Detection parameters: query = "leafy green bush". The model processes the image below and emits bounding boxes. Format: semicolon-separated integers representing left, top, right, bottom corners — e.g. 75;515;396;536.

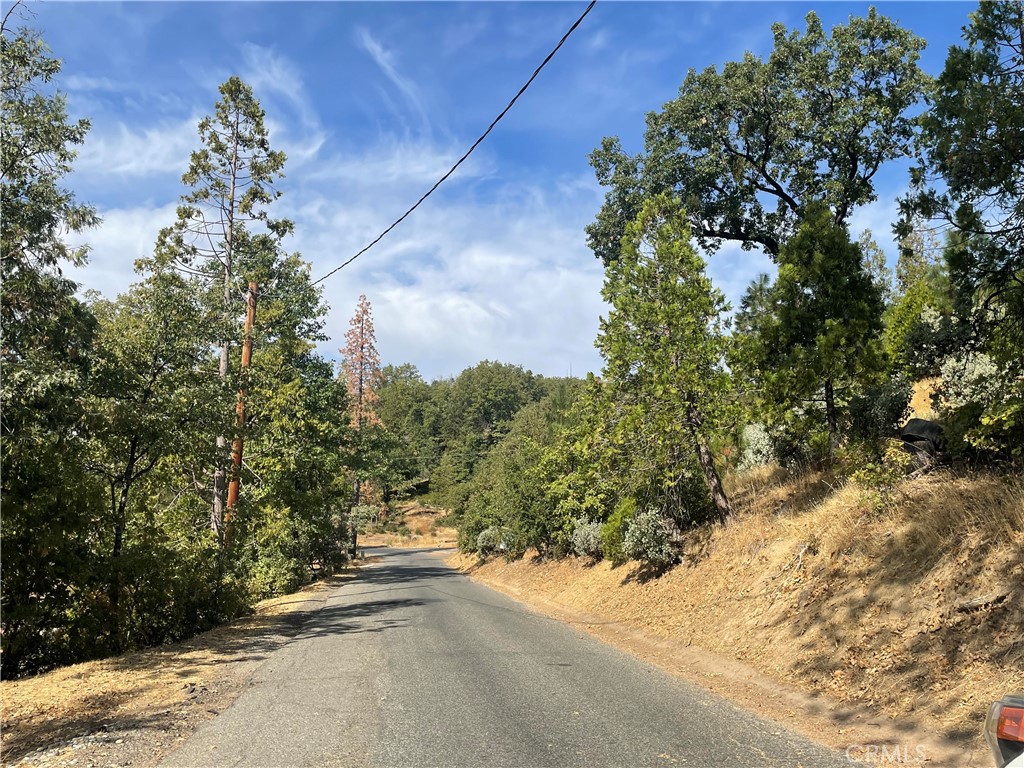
623;509;676;568
570;518;603;559
938;352;1022;457
601;497;636;565
847;376;912;444
737;423;775;471
851;439;915;511
476;526;502;556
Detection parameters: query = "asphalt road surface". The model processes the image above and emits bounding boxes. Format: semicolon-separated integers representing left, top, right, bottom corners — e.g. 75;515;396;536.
161;547;851;768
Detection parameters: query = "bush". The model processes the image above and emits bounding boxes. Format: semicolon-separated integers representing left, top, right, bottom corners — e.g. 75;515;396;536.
622;509;676;568
570;518;603;559
937;352;1022;456
601;497;636;565
847;376;912;444
476;526;502;556
737;424;774;471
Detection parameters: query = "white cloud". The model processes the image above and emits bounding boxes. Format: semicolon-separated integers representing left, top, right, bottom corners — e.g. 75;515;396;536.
77;117;199;176
241;43;320;131
67;202;179;297
64;74;122;92
356;27;431;137
278;171;607;380
307;137;492;186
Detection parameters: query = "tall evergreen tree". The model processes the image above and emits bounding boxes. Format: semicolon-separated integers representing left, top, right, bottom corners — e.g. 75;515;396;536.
341;294;382;434
153;77;291;541
597;194;733;524
733;204;885;450
339;294;384;531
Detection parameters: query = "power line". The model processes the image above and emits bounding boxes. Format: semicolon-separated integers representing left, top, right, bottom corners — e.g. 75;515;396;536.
310;0;598;288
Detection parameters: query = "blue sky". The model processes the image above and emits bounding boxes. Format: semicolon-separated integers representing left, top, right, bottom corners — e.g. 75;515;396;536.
28;1;973;380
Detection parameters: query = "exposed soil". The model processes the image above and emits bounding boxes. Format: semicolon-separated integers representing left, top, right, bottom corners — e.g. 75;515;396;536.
450;468;1024;768
1;574;353;768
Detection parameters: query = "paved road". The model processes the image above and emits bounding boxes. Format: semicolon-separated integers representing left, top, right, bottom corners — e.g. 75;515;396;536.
161;548;850;768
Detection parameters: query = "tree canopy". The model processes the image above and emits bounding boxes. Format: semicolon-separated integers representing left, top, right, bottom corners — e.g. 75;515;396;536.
587;9;928;265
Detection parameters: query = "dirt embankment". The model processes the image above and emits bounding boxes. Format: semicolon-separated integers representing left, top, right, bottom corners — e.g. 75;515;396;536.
451;468;1024;767
360;502;458;549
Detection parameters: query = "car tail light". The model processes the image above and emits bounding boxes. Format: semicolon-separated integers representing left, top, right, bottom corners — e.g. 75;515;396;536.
987;695;1024;767
998;706;1024;743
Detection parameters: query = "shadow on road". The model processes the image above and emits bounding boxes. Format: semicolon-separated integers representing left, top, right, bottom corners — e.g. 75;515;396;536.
297;598;435;639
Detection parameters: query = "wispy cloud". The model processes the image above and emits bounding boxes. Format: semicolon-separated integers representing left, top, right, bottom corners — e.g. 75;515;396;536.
64;74;123;92
307;137;493;186
77;117;199;176
67;202;180;295
356;27;431;137
241;42;320;130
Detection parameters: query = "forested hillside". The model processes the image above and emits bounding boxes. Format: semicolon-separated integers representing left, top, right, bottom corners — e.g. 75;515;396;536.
417;4;1023;568
3;0;1021;686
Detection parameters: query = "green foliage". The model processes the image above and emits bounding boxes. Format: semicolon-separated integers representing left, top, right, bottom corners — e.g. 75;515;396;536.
732;204;885;449
588;9;927;265
622;509;676;568
1;14;104;676
1;28;356;675
596;193;734;522
938;352;1023;457
737;424;775;472
850;440;916;512
902;1;1024;358
601;497;636;566
847;377;913;446
569;518;603;559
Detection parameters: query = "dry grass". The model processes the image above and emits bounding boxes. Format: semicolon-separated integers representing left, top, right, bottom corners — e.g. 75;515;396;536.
910;377;941;419
454;467;1024;760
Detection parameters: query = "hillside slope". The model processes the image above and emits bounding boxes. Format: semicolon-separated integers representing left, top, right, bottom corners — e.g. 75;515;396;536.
452;468;1023;762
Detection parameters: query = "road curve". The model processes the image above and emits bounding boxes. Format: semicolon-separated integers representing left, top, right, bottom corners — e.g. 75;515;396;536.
160;547;850;768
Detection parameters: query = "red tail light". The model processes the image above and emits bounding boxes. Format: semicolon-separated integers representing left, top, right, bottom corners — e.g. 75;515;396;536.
998;706;1024;743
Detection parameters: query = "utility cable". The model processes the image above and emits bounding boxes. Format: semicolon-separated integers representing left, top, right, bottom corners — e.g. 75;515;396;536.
309;0;598;287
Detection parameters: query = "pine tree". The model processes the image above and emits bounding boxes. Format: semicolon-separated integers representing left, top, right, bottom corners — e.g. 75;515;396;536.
341;294;382;433
153;77;291;540
597;193;733;525
340;294;382;514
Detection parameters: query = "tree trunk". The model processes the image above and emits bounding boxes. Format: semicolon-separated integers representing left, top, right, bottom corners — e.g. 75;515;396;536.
824;376;838;454
687;404;731;524
349;477;361;558
109;438;138;654
212;119;240;542
696;439;731;524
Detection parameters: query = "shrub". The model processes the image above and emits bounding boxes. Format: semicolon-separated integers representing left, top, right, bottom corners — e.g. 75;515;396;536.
848;376;912;444
851;439;916;511
737;424;775;471
601;497;636;565
938;352;1021;456
570;518;603;559
476;526;502;556
622;509;676;568
939;352;1006;412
